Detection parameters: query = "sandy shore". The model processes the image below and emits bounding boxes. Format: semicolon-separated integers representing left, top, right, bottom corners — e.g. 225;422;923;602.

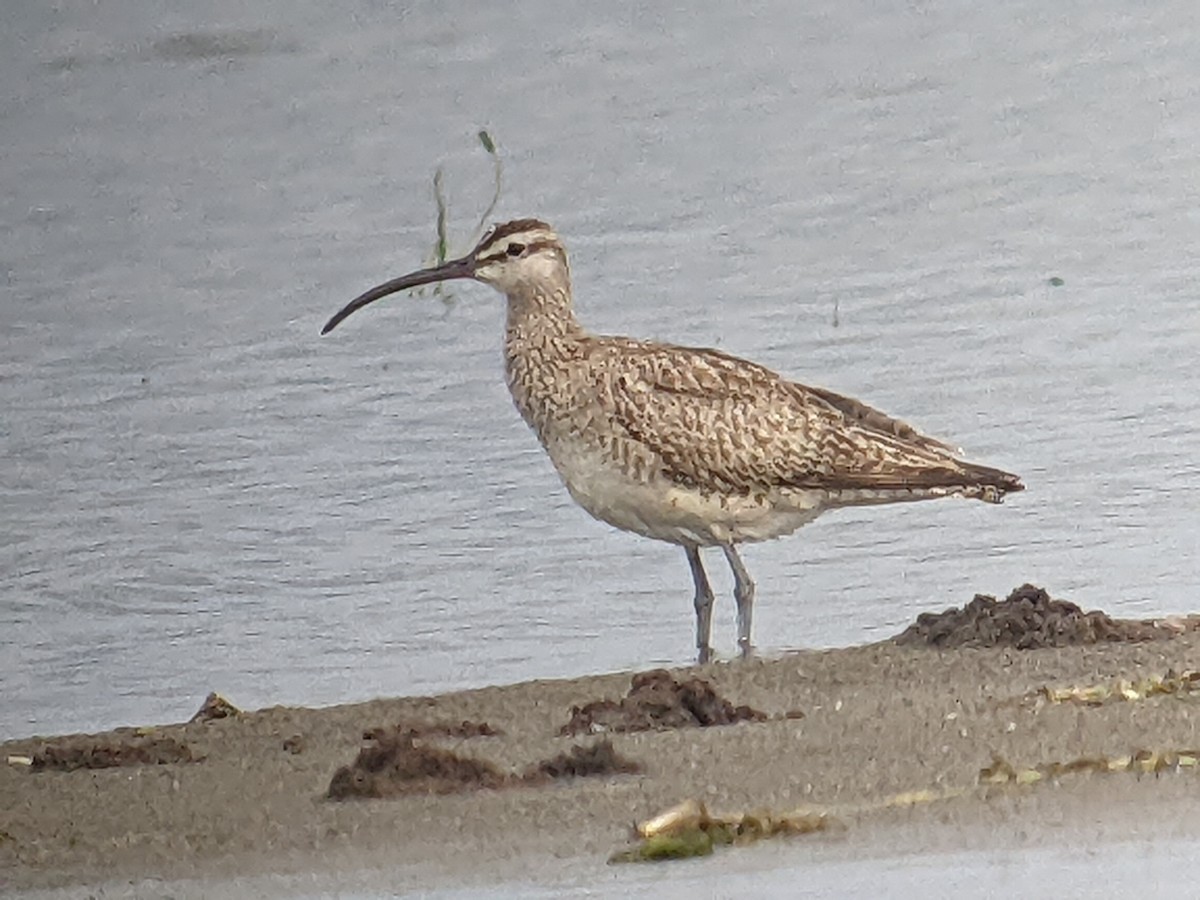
6;591;1200;895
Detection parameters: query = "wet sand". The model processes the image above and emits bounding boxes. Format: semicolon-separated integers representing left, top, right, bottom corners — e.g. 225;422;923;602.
5;588;1200;895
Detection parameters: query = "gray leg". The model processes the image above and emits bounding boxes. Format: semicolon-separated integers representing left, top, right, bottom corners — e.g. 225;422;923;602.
721;544;756;658
685;545;715;664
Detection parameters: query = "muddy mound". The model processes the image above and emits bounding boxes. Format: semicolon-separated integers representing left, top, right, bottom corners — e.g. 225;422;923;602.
327;728;506;799
894;584;1168;650
25;732;197;772
561;669;767;736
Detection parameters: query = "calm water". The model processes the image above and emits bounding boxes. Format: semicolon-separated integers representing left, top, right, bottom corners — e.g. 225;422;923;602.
4;0;1200;741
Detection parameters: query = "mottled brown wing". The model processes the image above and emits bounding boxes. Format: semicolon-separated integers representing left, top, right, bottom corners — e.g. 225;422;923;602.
602;342;1010;495
805;385;961;456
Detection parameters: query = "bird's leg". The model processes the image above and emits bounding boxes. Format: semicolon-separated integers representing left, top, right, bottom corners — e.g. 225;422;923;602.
684;545;715;664
721;544;756;658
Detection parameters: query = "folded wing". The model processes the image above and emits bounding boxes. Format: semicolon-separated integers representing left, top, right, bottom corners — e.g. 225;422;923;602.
599;342;1023;501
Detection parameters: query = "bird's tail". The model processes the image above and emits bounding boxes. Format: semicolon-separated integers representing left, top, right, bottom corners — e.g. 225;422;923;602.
955;461;1025;504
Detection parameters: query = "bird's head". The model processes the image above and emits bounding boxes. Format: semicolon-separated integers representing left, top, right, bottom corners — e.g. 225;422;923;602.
321;218;569;334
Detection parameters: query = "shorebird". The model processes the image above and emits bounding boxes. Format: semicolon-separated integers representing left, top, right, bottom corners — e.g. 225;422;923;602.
322;219;1023;662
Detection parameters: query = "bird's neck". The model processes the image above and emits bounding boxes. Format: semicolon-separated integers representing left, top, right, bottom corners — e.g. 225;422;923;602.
503;281;584;343
503;282;587;437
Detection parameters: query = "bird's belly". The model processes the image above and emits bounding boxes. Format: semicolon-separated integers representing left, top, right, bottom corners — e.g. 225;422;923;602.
548;446;822;546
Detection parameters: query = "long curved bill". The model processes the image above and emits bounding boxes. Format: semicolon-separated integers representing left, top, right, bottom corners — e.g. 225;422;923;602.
320;255;476;335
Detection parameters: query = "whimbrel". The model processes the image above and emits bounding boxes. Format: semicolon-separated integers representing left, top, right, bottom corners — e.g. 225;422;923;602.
322;219;1023;662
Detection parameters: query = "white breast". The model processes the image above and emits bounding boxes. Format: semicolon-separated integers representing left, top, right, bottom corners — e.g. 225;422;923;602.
542;437;824;546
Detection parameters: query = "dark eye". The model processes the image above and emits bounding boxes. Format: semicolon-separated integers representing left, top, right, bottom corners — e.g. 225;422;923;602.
506;242;525;257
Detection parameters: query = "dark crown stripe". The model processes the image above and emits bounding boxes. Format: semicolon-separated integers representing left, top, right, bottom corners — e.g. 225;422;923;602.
475;218;555;255
486;218;552;243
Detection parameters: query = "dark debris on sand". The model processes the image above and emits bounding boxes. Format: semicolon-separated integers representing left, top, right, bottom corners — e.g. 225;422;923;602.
327;728;507;799
28;733;198;772
894;584;1170;650
396;719;502;739
561;669;768;736
189;692;242;723
524;739;641;782
327;727;640;800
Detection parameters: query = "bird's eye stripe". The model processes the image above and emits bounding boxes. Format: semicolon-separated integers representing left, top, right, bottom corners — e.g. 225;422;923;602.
476;239;559;264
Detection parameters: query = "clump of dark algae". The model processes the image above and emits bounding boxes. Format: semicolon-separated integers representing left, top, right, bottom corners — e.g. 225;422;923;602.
327;726;641;800
523;738;641;783
25;732;198;772
561;669;768;736
396;719;502;739
327;727;508;799
894;583;1172;650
